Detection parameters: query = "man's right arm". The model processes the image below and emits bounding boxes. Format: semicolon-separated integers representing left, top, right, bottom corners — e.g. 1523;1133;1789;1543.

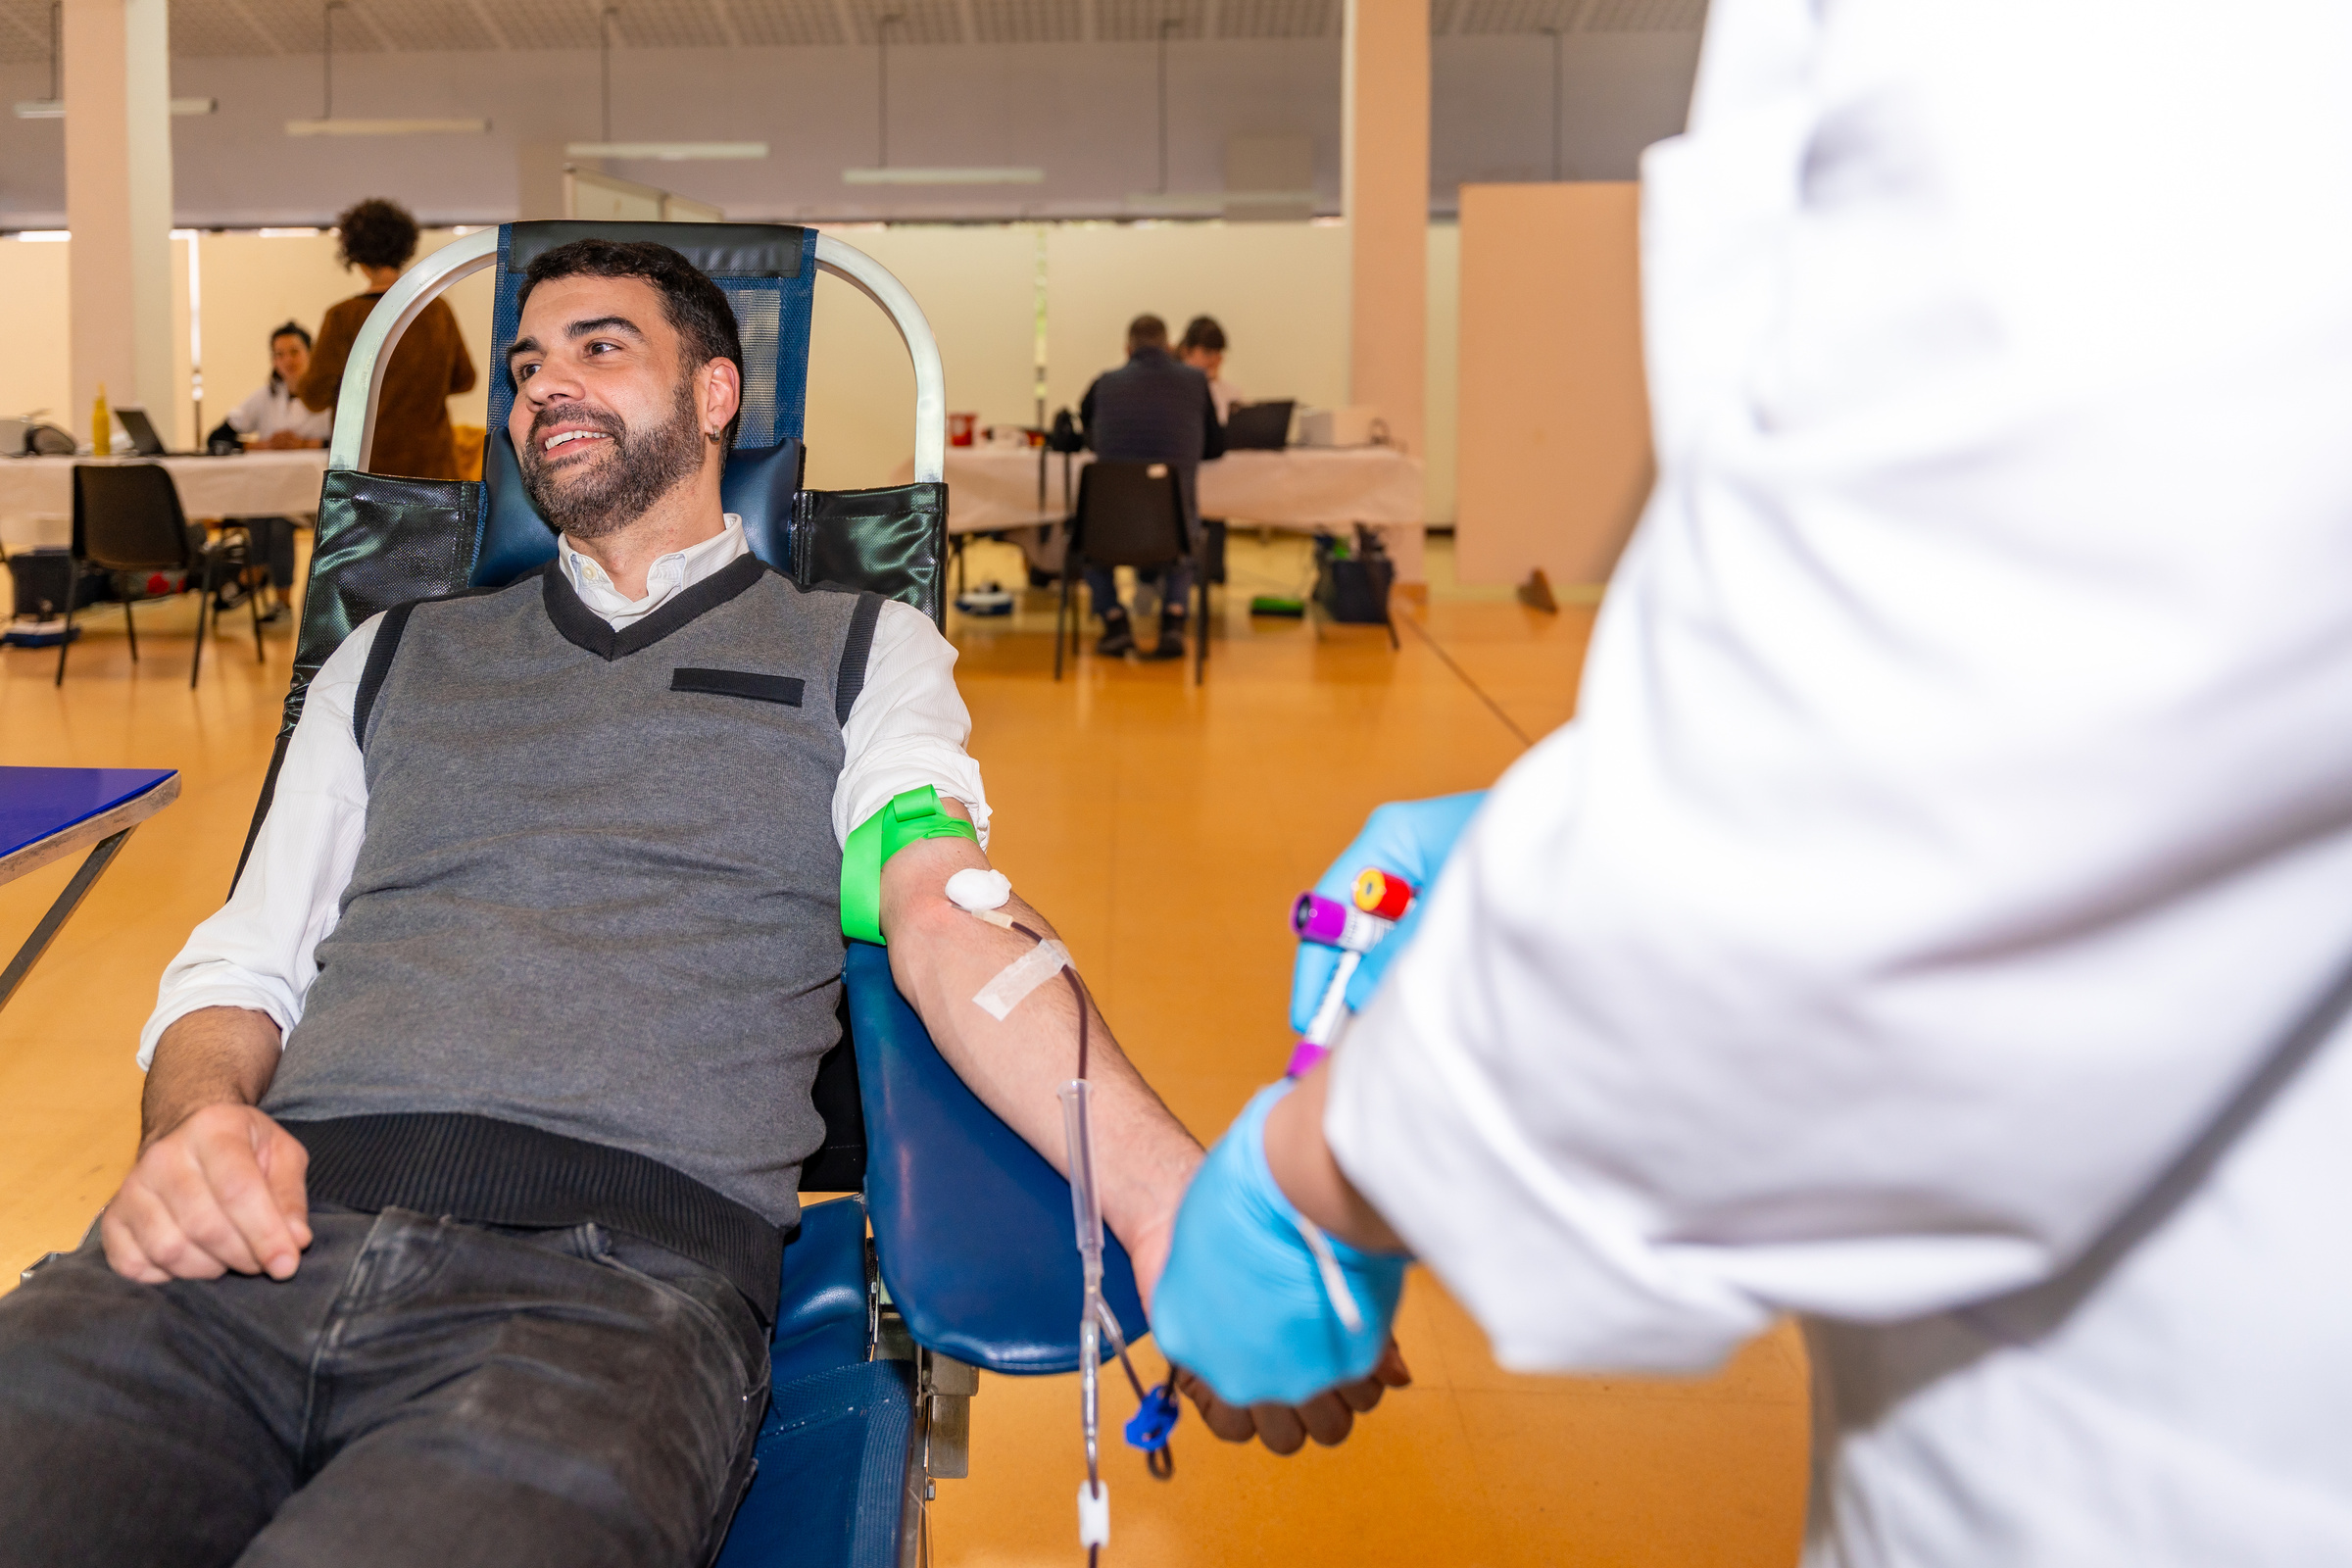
103;1007;311;1283
110;615;384;1282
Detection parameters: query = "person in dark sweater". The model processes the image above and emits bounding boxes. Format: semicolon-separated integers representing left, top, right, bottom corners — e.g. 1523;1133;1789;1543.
1077;314;1224;661
301;198;478;481
0;242;1403;1566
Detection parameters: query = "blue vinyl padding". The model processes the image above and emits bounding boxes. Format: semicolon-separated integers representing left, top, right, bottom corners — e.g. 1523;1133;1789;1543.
769;1196;873;1388
0;766;174;860
714;1359;914;1568
843;941;1151;1374
469;428;806;588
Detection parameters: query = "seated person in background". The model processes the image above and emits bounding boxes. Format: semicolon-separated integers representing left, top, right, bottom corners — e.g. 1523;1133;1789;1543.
219;320;332;620
1178;315;1243;423
0;240;1400;1568
301;197;478;482
1078;314;1224;662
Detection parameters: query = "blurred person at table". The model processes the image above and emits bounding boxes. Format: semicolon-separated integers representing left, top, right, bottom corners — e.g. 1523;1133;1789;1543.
218;322;332;621
1077;314;1223;662
1179;315;1243;423
300;198;478;482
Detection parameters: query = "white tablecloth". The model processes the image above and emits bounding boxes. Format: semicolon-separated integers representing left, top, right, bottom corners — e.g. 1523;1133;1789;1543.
904;447;1428;534
0;452;333;550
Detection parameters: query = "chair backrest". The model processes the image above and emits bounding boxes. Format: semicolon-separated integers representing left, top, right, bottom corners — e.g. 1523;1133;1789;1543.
73;465;192;572
1071;461;1189;568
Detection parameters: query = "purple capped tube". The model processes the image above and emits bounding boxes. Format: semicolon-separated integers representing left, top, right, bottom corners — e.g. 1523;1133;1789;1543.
1291;891;1396;954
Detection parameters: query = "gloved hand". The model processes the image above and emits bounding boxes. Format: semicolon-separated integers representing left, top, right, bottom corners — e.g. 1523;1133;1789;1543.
1290;792;1487;1033
1151;1082;1409;1408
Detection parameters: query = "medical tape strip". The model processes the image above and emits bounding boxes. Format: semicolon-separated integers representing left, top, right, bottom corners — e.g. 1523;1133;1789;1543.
975;938;1073;1021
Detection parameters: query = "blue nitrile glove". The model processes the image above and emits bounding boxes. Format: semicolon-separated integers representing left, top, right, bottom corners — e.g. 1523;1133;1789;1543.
1289;792;1488;1034
1151;1082;1408;1408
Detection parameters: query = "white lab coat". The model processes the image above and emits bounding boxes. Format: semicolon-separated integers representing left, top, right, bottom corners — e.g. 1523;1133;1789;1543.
1327;2;2352;1562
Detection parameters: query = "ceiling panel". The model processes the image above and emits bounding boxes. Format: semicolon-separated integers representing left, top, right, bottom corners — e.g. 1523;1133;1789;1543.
1095;0;1202;42
0;0;49;67
842;0;960;44
361;0;501;51
1580;0;1702;30
170;0;283;57
969;0;1080;41
482;0;603;47
727;0;842;43
606;0;731;47
1456;0;1580;35
1213;0;1332;38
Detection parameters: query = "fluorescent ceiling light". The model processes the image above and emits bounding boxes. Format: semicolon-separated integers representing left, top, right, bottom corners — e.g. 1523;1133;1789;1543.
843;167;1044;186
565;141;767;162
285;117;489;136
10;229;69;241
16;97;216;120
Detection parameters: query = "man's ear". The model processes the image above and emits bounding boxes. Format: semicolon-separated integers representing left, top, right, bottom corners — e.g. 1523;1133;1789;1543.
701;358;743;443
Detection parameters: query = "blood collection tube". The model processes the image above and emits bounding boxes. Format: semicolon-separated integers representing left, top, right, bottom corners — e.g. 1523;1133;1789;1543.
1291;891;1395;953
1352;867;1415;921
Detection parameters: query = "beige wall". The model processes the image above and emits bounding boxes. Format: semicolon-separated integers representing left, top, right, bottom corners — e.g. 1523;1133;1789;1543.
1455;182;1651;588
4;220;1468;519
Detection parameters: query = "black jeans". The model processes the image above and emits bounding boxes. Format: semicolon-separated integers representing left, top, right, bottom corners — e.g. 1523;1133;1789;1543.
0;1204;769;1567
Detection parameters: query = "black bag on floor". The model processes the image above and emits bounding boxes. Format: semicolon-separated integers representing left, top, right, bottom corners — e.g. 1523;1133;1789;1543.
1313;527;1394;624
7;548;109;618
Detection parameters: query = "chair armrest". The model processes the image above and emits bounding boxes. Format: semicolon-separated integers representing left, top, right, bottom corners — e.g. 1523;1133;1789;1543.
843;942;1149;1375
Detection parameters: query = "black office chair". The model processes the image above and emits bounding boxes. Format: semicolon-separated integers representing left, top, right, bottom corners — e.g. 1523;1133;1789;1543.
1054;460;1207;684
56;464;261;689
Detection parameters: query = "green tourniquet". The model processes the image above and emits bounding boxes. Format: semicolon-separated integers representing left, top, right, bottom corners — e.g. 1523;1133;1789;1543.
841;784;981;944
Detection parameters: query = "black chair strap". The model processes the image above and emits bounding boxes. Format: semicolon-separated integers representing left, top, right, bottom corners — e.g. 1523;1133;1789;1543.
835;591;884;725
353;600;424;750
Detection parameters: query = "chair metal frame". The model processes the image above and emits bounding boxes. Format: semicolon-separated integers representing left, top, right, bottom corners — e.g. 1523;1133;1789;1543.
54;465;264;690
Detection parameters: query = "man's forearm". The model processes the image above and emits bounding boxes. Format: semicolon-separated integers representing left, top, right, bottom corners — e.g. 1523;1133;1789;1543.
879;834;1202;1293
141;1006;283;1150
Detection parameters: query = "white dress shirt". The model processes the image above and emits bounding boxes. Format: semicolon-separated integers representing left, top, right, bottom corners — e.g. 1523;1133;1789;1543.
142;517;987;1066
222;379;333;444
1330;1;2352;1563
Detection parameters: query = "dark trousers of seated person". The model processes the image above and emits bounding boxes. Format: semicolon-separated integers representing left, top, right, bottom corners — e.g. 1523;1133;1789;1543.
1085;562;1193;626
0;1203;769;1568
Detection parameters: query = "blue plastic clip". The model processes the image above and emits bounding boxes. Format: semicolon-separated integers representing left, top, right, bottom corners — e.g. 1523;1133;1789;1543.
1125;1384;1180;1452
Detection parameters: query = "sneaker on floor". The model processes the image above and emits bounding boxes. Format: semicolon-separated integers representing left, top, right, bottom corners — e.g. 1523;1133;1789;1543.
1139;631;1186;662
1096;623;1137;657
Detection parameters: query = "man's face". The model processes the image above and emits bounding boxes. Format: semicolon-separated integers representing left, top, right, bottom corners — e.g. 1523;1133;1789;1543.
506;273;723;539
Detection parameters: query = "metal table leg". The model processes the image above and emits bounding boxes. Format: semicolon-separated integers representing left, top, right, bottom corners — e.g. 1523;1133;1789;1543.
0;827;136;1011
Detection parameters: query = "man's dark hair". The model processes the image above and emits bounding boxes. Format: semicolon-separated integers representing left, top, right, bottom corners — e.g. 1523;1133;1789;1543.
1126;314;1169;356
334;198;420;272
516;238;747;450
1179;316;1225;355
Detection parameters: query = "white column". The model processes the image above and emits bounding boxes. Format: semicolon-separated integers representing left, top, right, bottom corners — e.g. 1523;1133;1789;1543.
1343;0;1429;584
65;0;175;443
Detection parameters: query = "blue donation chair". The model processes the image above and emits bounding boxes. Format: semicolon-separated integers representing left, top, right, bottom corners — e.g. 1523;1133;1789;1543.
235;222;1151;1567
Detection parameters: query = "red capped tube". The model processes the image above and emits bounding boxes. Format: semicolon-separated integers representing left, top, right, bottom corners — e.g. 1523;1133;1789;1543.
1351;867;1416;921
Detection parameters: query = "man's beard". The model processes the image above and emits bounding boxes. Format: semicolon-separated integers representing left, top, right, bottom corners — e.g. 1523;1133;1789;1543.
518;379;707;540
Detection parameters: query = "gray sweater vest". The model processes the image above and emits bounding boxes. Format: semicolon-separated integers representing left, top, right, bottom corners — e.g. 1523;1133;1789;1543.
263;557;879;1314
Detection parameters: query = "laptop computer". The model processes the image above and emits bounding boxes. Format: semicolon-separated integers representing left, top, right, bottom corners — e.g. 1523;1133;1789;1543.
116;406;170;457
1223;400;1293;451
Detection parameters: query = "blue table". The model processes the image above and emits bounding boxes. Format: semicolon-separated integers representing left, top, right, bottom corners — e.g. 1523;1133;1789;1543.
0;766;179;1010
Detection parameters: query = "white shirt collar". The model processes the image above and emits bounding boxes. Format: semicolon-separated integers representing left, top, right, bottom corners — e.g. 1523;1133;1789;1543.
558;515;750;630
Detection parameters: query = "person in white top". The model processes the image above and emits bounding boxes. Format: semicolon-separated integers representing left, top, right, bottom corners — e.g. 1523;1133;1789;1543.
0;238;1393;1565
217;323;332;618
1151;3;2352;1564
223;323;334;450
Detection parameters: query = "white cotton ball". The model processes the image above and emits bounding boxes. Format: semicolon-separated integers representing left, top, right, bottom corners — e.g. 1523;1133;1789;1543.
945;867;1012;913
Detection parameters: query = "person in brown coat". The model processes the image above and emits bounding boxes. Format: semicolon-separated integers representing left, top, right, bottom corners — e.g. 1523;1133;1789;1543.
300;198;478;480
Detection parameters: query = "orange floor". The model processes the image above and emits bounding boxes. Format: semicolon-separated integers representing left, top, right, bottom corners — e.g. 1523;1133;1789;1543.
0;534;1808;1567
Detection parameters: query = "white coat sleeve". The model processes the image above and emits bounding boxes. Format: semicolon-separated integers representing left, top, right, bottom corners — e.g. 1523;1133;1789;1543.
138;618;380;1066
1327;0;2352;1373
